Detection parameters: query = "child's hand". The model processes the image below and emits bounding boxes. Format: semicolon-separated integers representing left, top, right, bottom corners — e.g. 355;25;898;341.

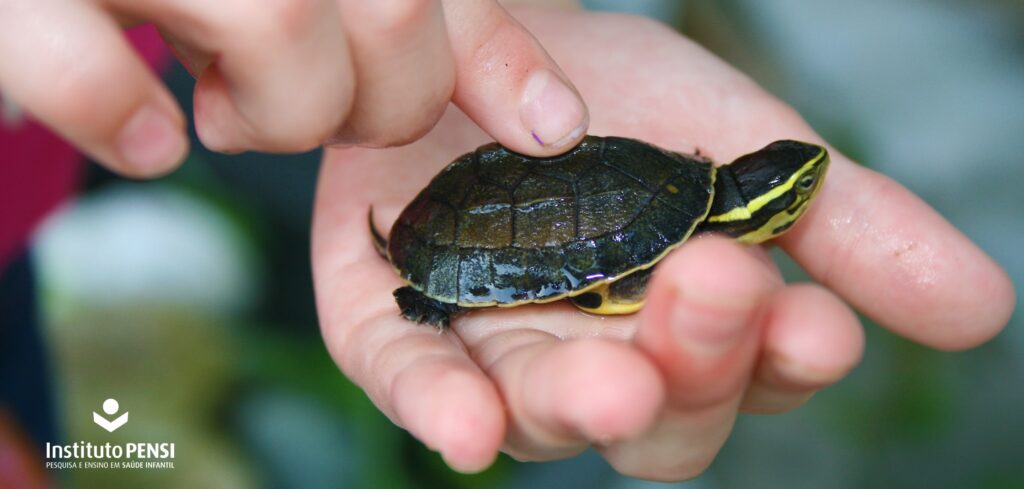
0;1;588;176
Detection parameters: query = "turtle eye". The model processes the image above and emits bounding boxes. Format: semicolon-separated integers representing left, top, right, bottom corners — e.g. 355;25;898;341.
796;173;817;193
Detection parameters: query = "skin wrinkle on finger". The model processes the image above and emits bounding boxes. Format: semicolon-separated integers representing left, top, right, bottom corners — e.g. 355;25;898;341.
372;333;471;396
456;302;637;342
454;325;561;370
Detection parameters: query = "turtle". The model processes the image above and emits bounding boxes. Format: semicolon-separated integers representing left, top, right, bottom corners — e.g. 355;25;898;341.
371;136;829;328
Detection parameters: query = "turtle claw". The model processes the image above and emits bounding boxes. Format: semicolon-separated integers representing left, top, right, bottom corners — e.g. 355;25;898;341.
393;286;461;329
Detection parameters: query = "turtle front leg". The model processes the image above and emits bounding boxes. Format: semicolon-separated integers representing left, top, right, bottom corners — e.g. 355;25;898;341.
569;269;651;315
393;286;462;329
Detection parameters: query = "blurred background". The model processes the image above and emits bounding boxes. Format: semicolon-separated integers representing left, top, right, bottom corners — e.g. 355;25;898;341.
3;0;1022;487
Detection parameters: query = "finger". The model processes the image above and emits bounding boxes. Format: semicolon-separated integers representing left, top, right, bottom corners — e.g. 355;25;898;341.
741;284;863;413
454;314;664;461
635;237;781;409
0;0;187;177
602;237;780;481
112;0;356;153
778;156;1016;351
442;0;588;156
312;170;503;472
327;0;455;147
328;311;505;472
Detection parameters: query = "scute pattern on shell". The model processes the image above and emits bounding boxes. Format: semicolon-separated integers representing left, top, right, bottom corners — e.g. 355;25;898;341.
387;136;714;306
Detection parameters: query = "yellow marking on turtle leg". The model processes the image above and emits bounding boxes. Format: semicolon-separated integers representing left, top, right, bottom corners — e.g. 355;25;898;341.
570;283;646;315
570;269;652;315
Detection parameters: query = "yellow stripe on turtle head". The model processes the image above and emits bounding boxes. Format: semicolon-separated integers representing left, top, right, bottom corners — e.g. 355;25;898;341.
707;146;827;224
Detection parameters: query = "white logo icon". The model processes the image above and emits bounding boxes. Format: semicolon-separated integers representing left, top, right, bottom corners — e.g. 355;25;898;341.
93;398;129;432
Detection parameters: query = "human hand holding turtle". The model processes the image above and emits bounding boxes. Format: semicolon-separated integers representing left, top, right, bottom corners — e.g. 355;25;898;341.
311;6;1015;481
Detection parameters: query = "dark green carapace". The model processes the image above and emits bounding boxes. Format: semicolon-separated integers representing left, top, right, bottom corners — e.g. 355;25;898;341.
378;135;829;327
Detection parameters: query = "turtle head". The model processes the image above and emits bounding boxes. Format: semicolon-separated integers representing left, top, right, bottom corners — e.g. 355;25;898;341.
700;140;829;244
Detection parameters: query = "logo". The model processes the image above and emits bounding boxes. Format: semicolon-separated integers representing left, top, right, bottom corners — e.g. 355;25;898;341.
45;397;176;470
93;398;129;432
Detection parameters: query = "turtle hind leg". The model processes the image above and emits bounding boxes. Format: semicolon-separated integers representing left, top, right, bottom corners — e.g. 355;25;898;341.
393;286;462;329
570;269;651;315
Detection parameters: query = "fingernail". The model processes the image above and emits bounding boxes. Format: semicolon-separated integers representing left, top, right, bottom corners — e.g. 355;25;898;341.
519;69;588;149
116;104;187;173
670;285;751;358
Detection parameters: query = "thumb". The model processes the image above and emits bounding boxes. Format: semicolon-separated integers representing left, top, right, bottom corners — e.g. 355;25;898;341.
442;1;588;156
635;236;781;408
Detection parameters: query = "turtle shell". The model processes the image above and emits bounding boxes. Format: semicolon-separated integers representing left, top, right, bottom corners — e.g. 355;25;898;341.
387;136;715;307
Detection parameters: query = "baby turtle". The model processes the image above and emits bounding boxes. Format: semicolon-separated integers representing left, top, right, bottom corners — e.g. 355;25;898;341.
372;136;828;327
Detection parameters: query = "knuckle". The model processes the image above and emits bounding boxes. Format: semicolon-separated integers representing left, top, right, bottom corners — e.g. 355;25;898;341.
240;96;350;152
341;94;448;148
250;125;329;153
463;15;530;71
369;110;443;148
217;0;321;42
365;0;435;35
43;58;129;133
265;0;320;39
364;125;429;148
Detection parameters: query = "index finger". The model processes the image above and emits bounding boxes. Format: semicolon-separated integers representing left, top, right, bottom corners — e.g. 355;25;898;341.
778;152;1015;350
442;0;589;156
